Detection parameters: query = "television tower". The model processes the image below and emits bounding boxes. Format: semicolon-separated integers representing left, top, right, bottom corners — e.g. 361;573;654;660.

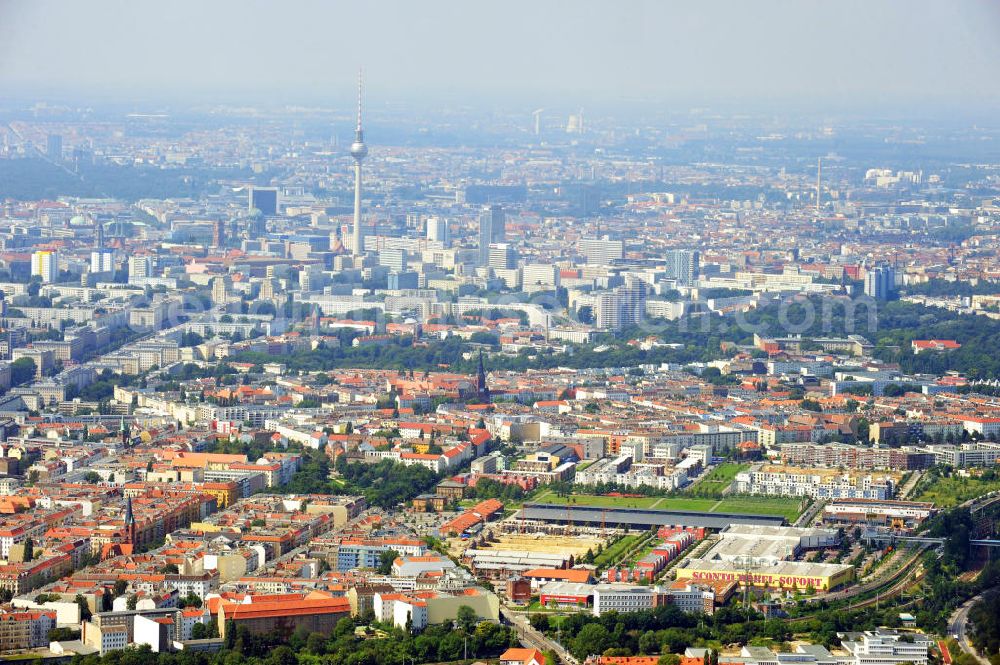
532;108;544;136
815;157;822;214
350;69;369;257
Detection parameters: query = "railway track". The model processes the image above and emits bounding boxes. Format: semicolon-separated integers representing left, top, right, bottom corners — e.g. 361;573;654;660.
787;547;927;623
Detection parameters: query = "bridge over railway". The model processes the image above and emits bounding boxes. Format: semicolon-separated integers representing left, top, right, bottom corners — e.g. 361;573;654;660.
863;492;1000;548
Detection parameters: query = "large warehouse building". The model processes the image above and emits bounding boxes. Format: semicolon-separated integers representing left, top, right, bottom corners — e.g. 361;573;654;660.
674;558;854;591
673;524;853;591
711;525;840;564
822;499;936;529
516;504;786;530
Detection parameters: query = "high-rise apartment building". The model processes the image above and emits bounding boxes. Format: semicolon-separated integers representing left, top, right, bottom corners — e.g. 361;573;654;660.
665;249;701;286
426;217;450;246
522;263;559;288
478;205;505;266
212;276;232;304
298;265;324;292
128;256;153;284
578;237;623;265
31;251;58;283
488;243;516;271
378;248;407;273
595;279;647;330
90;250;115;274
864;264;895;300
259;279;278;301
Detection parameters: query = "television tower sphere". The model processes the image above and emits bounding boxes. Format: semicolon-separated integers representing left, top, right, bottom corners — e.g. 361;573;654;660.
350;138;368;161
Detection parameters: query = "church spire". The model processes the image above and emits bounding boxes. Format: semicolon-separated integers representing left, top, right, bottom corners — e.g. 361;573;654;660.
124;496;136;545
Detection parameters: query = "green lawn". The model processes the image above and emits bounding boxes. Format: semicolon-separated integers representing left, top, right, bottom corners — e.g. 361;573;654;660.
712;496;805;522
531;491;804;522
686;462;749;496
648;497;718;511
548;614;569;629
912;474;1000;507
593;534;643;568
532;490;663;508
525;600;580;614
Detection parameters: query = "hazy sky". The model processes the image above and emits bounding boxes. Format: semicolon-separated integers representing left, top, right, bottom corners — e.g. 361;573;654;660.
2;0;999;109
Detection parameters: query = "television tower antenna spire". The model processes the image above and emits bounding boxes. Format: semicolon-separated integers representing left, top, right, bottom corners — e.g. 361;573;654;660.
350;68;369;257
356;68;364;135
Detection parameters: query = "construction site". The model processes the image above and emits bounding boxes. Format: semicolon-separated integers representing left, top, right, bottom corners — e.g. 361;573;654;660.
453;525;605;580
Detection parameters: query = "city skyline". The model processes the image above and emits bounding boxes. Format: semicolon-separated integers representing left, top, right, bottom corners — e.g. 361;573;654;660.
0;4;999;665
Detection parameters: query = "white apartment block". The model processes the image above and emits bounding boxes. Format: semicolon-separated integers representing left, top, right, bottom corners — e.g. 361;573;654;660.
921;442;1000;467
735;630;930;665
591;584;659;615
840;629;932;665
589;583;713;616
958;417;1000;439
574;455;689;490
734;469;893;500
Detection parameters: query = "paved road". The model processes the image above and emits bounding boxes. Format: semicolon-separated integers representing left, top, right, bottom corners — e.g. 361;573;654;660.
897;471;923;500
501;607;578;665
794;499;825;527
949;594;991;665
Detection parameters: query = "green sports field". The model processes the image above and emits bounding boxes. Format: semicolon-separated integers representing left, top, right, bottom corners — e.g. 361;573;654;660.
531;490;804;522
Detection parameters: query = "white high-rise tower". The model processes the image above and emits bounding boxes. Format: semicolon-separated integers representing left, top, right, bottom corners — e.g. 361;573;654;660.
350;69;368;256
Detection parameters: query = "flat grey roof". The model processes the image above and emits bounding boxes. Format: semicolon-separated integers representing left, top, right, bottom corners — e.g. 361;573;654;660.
517;503;786;529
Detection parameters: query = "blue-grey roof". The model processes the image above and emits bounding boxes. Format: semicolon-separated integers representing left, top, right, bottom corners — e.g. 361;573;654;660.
517;503;786;529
